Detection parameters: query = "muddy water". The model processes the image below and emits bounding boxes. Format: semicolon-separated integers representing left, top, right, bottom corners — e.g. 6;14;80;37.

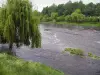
40;24;100;56
12;24;100;75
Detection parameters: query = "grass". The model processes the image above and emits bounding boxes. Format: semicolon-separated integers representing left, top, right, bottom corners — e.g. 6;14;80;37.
0;53;64;75
63;48;84;56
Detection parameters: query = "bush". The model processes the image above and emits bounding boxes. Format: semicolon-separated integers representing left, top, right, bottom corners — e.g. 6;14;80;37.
65;9;85;23
65;15;72;22
85;16;99;22
56;16;65;22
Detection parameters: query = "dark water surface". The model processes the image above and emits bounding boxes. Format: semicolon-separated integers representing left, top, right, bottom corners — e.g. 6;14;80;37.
1;24;100;75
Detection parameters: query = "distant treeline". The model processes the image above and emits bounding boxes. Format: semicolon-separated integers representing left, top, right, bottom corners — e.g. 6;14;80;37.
40;1;100;23
42;1;100;16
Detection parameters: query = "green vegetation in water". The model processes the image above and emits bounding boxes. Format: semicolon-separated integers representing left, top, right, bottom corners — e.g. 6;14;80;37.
63;48;84;56
0;53;64;75
62;48;100;60
88;52;100;60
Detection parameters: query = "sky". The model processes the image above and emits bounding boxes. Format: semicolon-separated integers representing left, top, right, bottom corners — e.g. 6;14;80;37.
32;0;100;11
0;0;100;11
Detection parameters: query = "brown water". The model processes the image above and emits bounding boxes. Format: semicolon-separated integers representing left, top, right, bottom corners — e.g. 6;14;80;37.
1;24;100;75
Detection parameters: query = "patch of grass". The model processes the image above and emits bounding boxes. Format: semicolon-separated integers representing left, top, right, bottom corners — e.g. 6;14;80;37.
0;49;14;56
0;53;64;75
88;52;100;60
64;48;84;56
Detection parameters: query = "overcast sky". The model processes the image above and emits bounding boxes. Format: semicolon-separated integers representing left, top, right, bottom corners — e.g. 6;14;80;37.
0;0;100;11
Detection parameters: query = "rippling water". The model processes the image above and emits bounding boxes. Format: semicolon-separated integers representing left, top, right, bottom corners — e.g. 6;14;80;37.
1;24;100;75
40;24;100;56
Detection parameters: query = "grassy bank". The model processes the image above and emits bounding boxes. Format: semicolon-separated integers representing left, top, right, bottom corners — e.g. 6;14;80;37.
0;53;64;75
41;22;100;29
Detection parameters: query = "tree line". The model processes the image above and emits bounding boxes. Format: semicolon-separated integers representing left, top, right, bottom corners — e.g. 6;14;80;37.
41;1;100;23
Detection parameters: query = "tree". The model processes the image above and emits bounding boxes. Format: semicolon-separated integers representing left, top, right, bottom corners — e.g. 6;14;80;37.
71;9;85;22
41;1;100;23
83;2;95;16
57;4;65;16
0;0;41;52
65;15;72;22
42;6;49;16
95;3;100;16
33;10;40;17
51;12;58;20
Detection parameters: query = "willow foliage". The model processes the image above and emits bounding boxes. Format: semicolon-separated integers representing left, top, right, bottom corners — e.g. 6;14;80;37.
0;0;41;49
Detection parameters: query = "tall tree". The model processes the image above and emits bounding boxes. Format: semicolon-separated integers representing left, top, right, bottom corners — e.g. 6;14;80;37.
84;2;95;16
0;0;41;51
71;9;85;22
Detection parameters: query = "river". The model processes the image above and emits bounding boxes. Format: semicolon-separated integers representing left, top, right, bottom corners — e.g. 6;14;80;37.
40;24;100;56
13;24;100;75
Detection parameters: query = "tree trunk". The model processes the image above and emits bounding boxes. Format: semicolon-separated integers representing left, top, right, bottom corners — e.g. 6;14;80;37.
9;43;14;55
9;43;13;50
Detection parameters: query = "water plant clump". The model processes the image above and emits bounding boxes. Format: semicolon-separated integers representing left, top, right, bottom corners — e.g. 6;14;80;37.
64;48;84;56
88;52;100;60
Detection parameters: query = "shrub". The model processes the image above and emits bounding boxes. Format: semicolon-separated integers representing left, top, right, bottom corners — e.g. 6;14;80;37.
56;16;65;22
65;15;72;22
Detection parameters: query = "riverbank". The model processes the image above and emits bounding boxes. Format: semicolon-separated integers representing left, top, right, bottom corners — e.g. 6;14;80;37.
41;22;100;30
0;53;64;75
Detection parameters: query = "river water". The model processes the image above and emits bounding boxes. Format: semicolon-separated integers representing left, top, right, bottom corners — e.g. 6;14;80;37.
40;24;100;56
14;24;100;75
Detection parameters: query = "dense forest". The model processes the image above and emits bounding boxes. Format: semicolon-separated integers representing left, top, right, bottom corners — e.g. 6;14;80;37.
41;1;100;23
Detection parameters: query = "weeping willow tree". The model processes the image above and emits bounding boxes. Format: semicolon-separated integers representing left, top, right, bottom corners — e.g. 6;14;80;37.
0;0;41;50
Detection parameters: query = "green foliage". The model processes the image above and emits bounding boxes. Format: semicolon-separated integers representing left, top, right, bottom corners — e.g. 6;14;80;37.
88;52;93;57
0;53;64;75
0;0;41;49
42;1;100;16
71;9;85;23
33;10;40;17
41;2;100;23
88;52;100;60
56;16;65;22
64;48;84;56
42;15;52;22
63;48;100;60
65;15;72;22
65;9;85;23
51;12;58;20
85;16;99;22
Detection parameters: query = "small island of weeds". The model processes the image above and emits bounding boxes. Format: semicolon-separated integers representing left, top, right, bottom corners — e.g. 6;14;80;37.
88;52;100;60
63;48;100;60
63;48;84;56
